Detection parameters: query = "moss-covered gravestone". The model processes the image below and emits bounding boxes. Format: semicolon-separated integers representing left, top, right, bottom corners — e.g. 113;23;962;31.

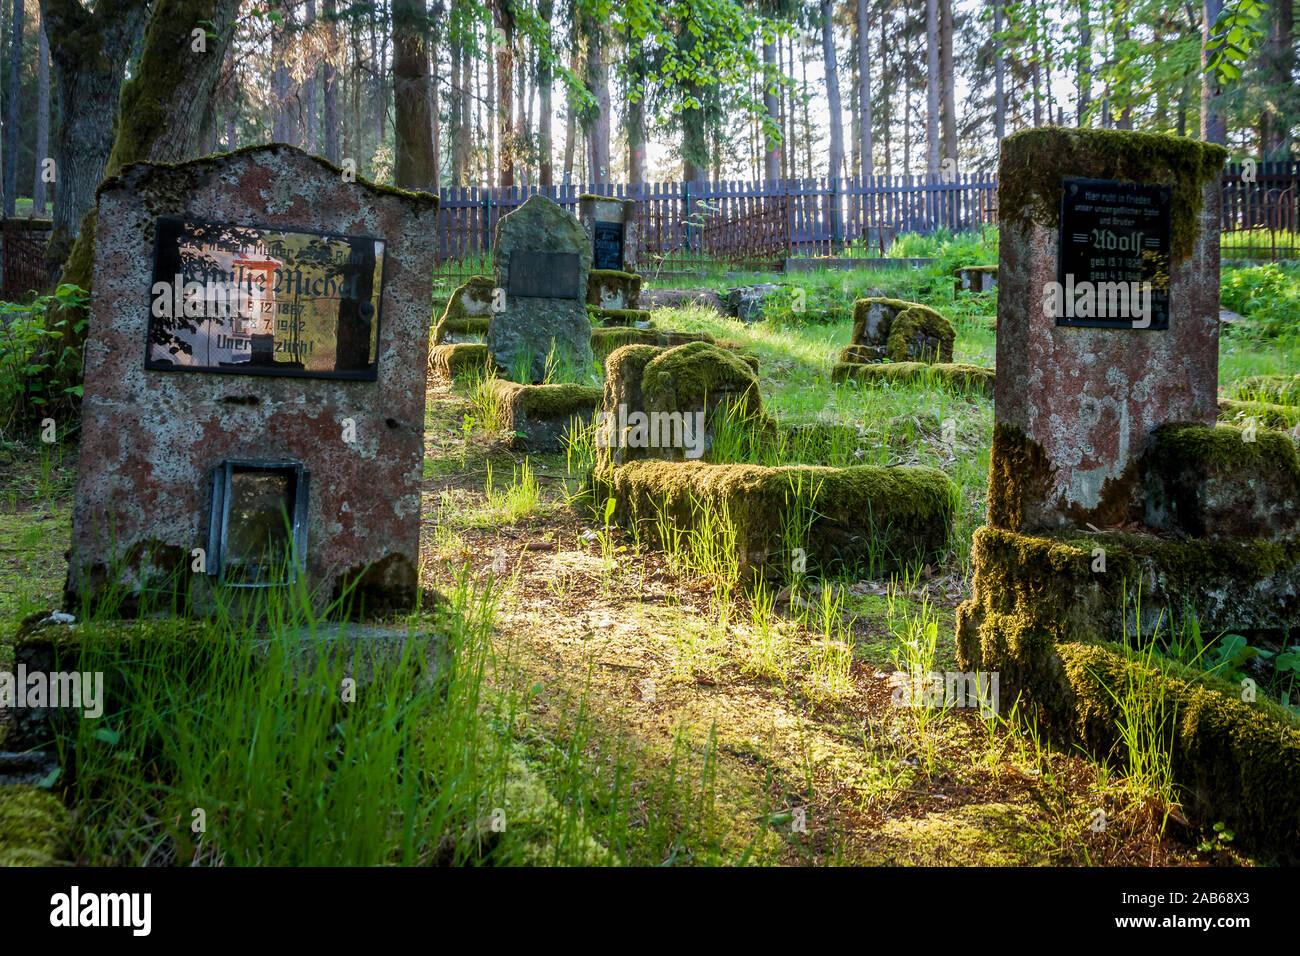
433;274;494;344
841;298;954;364
486;194;594;383
954;265;997;297
597;341;761;468
957;131;1300;860
990;129;1227;531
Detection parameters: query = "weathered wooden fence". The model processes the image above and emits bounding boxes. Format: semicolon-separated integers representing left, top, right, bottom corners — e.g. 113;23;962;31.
1220;161;1300;261
0;218;53;300
431;174;999;282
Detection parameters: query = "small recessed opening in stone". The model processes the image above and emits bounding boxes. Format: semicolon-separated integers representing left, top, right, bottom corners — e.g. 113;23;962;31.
209;460;309;588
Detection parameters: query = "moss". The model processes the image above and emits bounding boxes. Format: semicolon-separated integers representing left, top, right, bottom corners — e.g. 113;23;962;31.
1056;641;1300;860
0;786;69;866
998;128;1226;264
1219;397;1300;431
489;379;602;419
610;459;957;578
577;193;632;208
884;307;956;363
487;379;601;451
987;423;1057;531
444;316;491;335
958;516;1300;859
1144;422;1300;487
641;341;761;414
589;307;652;326
831;360;994;397
954;265;998;275
103;142;438;208
1230;374;1300;407
429;343;490;378
866;802;1051;866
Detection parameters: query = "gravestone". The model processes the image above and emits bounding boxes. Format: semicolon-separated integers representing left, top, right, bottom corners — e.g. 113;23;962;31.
487;194;593;383
579;194;637;273
991;129;1226;531
66;145;439;614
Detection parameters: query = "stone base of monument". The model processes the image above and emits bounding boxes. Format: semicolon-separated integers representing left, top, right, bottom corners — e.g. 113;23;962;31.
6;621;446;754
956;524;1300;860
591;326;714;359
587;269;642;310
589;307;652;327
605;460;956;581
831;360;995;397
429;343;490;379
484;379;602;452
958;423;1300;859
953;265;998;297
845;297;956;365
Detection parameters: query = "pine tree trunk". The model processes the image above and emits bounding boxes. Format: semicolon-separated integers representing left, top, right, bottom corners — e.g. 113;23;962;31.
43;0;240;416
304;0;317;153
33;9;48;215
584;8;610;183
1076;0;1091;125
39;0;150;272
1201;0;1226;142
486;24;495;185
880;0;891;179
762;37;780;180
626;30;645;185
1260;0;1294;156
5;0;25;216
993;0;1005;141
537;0;553;185
820;0;844;179
323;0;340;163
939;0;956;168
495;0;515;187
856;0;872;177
393;0;434;189
925;0;941;175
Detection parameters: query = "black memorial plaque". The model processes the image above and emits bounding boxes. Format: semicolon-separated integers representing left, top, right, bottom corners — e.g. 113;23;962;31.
507;251;583;299
593;220;625;271
145;216;386;380
1057;178;1172;330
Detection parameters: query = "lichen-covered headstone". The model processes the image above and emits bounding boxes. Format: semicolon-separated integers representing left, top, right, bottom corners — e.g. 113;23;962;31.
487;194;593;383
991;129;1227;531
67;145;438;614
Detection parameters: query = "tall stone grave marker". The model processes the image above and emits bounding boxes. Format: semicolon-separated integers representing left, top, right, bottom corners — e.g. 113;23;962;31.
67;145;439;614
486;194;594;383
579;194;638;273
991;129;1227;532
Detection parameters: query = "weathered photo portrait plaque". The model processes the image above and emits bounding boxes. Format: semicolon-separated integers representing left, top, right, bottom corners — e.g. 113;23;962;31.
145;216;387;380
593;220;625;271
1056;178;1172;330
506;250;582;299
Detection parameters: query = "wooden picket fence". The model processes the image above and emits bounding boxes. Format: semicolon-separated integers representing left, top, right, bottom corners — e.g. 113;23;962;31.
431;174;999;283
